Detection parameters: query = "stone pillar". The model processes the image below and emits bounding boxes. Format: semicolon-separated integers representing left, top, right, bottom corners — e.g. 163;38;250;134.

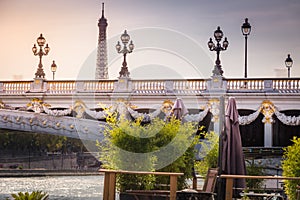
207;75;227;92
207;75;227;135
75;81;85;92
263;79;273;93
30;78;45;92
114;77;132;93
0;82;3;92
165;80;174;93
208;96;225;136
264;123;273;147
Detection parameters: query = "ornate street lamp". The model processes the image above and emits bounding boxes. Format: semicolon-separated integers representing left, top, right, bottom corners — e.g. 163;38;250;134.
241;18;251;78
285;54;293;78
208;26;229;76
32;33;50;79
51;60;57;80
115;30;134;77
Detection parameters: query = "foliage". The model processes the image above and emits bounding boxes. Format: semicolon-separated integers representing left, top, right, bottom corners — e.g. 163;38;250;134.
11;191;48;200
245;160;265;189
97;115;199;191
282;136;300;200
154;120;199;189
194;131;219;176
0;129;87;156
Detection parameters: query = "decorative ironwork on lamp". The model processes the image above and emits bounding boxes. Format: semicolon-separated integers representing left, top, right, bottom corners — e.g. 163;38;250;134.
208;26;229;76
115;30;134;78
32;33;50;79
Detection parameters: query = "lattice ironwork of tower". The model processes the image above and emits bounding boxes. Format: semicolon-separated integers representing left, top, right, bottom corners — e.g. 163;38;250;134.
96;3;108;79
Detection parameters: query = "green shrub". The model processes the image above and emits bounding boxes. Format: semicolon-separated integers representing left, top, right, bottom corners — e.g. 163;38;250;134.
194;131;219;176
97;115;199;191
282;136;300;200
11;191;48;200
245;160;265;189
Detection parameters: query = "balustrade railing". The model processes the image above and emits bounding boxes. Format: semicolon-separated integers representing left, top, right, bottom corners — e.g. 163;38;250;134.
227;79;264;91
0;78;300;95
82;80;115;92
132;80;165;93
47;81;76;94
0;81;32;94
173;79;207;93
273;78;300;90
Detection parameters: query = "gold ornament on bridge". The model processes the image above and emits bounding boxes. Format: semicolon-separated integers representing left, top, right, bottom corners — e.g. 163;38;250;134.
26;98;50;113
73;100;87;118
0;100;5;109
0;100;12;110
161;99;174;114
260;100;275;124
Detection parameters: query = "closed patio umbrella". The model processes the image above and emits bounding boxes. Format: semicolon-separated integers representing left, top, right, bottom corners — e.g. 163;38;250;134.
221;97;246;196
171;98;188;120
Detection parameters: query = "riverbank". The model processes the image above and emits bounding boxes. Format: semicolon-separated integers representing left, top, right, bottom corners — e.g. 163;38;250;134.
0;169;103;177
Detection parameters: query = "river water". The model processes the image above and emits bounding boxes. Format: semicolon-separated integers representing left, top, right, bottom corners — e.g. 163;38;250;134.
0;175;113;200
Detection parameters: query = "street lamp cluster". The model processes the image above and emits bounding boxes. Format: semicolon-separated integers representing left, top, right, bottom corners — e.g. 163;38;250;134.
115;30;134;78
32;34;50;79
32;34;57;80
207;26;229;76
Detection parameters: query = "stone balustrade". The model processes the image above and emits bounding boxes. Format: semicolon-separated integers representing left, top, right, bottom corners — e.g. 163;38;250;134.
0;78;299;95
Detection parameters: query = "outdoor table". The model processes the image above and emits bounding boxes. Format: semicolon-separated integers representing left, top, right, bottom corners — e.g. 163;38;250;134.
241;192;284;200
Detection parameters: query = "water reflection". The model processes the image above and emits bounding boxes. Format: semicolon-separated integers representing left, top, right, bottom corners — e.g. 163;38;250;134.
0;176;105;199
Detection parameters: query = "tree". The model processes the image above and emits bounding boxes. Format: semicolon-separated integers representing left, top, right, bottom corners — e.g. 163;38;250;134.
97;116;199;191
282;136;300;200
194;131;219;176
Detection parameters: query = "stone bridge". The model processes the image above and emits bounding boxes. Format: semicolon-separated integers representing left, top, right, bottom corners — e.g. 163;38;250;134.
1;77;300;147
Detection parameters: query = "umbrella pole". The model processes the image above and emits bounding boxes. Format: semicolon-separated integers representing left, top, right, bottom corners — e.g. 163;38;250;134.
217;95;225;200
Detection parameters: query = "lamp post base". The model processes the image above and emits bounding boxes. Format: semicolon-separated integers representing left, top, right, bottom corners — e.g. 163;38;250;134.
212;65;223;76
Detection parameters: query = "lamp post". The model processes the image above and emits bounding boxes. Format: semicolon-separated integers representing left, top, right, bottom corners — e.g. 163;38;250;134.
115;30;134;78
208;26;229;76
285;54;293;78
241;18;251;78
32;33;50;79
51;60;57;80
